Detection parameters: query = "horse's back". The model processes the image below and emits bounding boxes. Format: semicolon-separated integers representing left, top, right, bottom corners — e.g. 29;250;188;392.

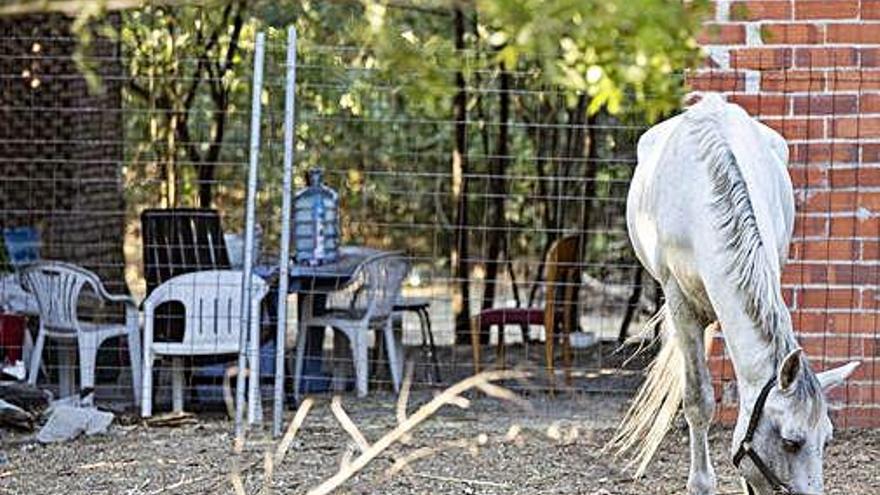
627;94;794;294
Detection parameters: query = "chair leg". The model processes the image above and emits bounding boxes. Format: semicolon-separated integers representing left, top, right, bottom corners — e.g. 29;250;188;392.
545;322;555;388
171;357;184;413
27;330;46;386
127;327;142;407
382;319;402;393
470;316;482;374
293;324;308;402
562;329;573;386
78;334;100;406
126;311;142;407
141;348;154;418
58;343;76;400
332;330;349;392
495;324;506;369
419;308;441;382
350;330;369;398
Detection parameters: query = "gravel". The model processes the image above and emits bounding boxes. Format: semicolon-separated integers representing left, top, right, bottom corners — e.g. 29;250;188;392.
1;390;878;495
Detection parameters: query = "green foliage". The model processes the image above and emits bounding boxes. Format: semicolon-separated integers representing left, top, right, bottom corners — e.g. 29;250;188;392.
69;0;709;294
359;0;709;122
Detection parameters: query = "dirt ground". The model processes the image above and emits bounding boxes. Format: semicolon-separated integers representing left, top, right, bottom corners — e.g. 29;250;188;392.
1;389;879;495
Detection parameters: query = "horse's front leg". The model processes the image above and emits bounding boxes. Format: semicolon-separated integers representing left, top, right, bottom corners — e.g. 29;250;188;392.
667;284;717;495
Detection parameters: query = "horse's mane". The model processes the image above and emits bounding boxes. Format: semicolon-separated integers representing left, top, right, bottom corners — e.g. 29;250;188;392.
685;97;820;402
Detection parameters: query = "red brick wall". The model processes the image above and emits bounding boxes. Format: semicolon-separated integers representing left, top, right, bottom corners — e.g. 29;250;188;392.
694;0;880;427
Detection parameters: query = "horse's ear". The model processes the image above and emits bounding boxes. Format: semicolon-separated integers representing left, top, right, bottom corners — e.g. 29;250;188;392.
817;361;860;392
778;348;803;392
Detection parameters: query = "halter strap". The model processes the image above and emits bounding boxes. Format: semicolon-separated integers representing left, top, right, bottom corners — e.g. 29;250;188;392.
733;376;792;495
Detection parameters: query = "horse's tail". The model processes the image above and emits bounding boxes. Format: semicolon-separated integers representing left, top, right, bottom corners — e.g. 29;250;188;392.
606;303;684;477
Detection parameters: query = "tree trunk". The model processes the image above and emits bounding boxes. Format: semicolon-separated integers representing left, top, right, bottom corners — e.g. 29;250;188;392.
618;265;644;344
578;112;600;261
480;65;511;318
451;7;471;344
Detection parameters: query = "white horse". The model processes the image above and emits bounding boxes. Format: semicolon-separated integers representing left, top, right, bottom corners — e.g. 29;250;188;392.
611;93;860;495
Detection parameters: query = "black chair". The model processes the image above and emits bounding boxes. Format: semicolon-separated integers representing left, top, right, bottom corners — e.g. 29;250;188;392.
141;208;232;343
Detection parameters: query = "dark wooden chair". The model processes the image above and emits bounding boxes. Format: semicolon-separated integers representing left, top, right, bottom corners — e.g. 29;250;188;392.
471;235;582;383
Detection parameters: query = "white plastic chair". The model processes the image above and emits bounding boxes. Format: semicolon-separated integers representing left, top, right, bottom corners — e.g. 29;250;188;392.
140;270;268;421
295;253;409;399
21;261;141;406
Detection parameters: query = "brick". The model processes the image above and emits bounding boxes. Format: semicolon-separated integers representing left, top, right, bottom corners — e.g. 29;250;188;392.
829;167;880;187
730;1;792;20
830;215;880;237
698;23;746;45
792;215;828;237
791;240;858;261
864;0;880;19
806;190;880;212
762;117;824;140
861;289;880;309
731;47;792;69
799;336;860;356
827;24;880;43
728;94;788;116
761;23;822;44
842;383;880;406
863;48;880;68
790;143;858;164
789;164;829;187
761;70;826;92
827;70;880;90
865;144;880;163
795;47;858;68
782;262;828;285
688;71;745;92
795;0;860;19
828;263;879;285
798;287;859;308
862;94;880;113
831;117;880;139
792;95;858;115
832;407;880;428
782;287;795;307
861;241;880;260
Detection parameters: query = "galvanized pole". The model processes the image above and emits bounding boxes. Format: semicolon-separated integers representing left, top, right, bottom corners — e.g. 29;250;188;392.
273;26;297;437
236;32;266;437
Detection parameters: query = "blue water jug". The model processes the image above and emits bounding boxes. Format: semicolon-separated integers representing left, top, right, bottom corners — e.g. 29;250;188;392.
293;168;339;266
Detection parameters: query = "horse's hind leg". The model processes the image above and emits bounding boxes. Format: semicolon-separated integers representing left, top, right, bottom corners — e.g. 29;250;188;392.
666;281;717;495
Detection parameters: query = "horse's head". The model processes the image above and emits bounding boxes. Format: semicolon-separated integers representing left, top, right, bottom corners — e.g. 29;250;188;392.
732;349;859;494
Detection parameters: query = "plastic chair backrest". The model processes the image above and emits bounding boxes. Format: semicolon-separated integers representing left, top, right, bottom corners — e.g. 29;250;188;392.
141;209;231;295
363;253;409;321
20;262;98;334
3;227;40;270
144;270;268;350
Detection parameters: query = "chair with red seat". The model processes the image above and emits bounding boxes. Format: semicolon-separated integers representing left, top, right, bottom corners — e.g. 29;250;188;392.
470;235;582;383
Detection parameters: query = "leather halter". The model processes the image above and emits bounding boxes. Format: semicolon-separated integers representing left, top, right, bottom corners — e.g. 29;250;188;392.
732;376;792;495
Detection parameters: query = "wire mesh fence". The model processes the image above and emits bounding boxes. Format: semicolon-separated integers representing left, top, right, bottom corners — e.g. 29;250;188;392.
0;5;876;433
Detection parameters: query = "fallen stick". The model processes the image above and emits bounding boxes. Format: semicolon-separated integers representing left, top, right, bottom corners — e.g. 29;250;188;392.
330;396;370;453
274;397;314;465
305;370;530;495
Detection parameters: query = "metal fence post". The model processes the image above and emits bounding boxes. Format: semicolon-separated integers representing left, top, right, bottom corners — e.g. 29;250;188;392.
236;31;266;437
273;26;298;438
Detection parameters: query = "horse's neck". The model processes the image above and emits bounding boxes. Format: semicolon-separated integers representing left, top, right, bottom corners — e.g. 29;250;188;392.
719;306;796;403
